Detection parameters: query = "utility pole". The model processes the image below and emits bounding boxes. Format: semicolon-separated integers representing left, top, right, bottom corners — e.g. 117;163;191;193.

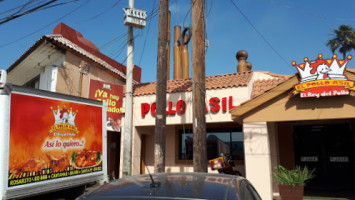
191;0;207;172
122;0;134;177
154;0;169;173
122;0;147;177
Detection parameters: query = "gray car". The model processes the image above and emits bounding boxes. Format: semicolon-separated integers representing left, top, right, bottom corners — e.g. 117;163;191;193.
76;172;261;200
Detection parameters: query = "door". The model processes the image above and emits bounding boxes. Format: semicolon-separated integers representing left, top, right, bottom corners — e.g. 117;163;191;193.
294;124;355;191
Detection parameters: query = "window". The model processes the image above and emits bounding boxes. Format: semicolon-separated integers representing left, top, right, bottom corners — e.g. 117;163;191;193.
179;129;244;161
23;75;40;89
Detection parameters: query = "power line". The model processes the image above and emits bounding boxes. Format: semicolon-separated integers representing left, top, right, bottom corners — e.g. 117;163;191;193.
138;0;157;66
229;0;290;67
0;0;57;25
0;0;42;16
268;0;355;21
100;32;128;50
183;0;198;28
73;0;123;25
0;0;89;48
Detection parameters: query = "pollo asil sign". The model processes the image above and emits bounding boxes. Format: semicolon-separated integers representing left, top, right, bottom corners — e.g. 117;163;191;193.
290;54;355;98
8;93;103;187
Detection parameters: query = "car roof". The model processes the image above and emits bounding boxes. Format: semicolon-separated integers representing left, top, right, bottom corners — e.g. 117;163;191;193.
81;172;244;200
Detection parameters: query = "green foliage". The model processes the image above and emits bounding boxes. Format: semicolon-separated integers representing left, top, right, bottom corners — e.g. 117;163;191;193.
273;165;314;186
327;24;355;59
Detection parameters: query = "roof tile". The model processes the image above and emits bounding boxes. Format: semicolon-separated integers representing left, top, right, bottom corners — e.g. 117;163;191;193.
251;75;292;98
132;71;253;96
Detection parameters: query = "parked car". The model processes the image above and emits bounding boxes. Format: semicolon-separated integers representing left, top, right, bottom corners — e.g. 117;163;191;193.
76;172;261;200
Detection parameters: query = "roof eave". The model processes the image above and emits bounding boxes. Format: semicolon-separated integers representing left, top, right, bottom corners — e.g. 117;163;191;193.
231;75;299;121
7;36;47;73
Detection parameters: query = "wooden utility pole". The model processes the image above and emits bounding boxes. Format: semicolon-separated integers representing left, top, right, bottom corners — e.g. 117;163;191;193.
191;0;207;172
154;0;169;173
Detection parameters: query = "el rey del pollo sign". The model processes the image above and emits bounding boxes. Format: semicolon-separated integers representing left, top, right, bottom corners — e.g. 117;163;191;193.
290;54;355;98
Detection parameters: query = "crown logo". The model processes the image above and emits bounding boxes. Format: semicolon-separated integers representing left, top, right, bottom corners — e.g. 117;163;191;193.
292;54;352;83
50;106;78;126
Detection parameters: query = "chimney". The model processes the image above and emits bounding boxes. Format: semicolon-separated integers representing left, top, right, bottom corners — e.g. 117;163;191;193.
182;34;189;79
167;11;171;80
173;26;182;80
236;50;252;72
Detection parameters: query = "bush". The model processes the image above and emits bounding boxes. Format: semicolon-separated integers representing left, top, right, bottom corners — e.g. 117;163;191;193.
273;165;314;186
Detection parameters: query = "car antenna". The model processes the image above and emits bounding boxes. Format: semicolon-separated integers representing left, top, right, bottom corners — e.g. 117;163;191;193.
143;159;160;188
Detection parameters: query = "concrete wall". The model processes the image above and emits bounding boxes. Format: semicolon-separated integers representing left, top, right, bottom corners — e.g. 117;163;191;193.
243;122;274;200
56;52;124;97
132;87;250;126
120;86;251;176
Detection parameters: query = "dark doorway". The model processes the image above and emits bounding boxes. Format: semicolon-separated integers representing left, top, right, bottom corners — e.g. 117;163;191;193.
107;131;121;180
294;123;355;194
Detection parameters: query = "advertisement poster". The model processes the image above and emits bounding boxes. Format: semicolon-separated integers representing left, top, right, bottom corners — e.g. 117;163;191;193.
89;80;123;132
8;93;103;187
290;54;355;98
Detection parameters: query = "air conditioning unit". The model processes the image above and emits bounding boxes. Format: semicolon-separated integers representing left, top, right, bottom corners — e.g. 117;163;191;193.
123;8;147;29
0;70;6;88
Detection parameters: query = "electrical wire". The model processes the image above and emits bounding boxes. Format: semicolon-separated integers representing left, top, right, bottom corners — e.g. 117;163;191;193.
120;34;143;64
0;0;88;48
229;0;290;67
0;0;80;25
138;0;157;66
183;0;198;28
0;1;38;15
0;0;58;25
34;0;80;12
268;0;355;21
73;0;123;25
100;32;128;50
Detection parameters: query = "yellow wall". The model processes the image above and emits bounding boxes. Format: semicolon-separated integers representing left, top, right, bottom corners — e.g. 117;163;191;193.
243;91;355;123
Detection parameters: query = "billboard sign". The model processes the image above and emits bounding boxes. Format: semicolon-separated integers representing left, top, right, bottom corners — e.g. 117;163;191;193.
8;93;103;187
89;80;123;132
290;54;355;98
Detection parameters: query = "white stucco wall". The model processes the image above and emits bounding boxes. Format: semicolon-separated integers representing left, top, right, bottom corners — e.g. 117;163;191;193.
243;122;273;200
39;55;65;92
120;86;250;175
132;86;250;126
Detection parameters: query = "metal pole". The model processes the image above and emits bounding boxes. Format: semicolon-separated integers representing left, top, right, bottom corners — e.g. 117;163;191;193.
122;0;134;177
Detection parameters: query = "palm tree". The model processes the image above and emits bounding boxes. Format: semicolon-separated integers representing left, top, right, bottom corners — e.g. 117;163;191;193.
327;24;355;59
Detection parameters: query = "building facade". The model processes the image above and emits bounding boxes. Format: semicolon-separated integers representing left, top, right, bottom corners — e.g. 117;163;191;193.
6;23;139;180
120;70;288;179
232;58;355;199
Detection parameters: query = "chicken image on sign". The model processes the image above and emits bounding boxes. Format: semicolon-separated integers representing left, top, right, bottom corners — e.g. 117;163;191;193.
89;80;123;132
8;93;103;187
290;54;355;98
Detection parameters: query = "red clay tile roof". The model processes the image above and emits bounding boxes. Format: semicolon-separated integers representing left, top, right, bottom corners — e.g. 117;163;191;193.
6;35;138;83
48;35;128;79
251;74;292;98
132;71;253;96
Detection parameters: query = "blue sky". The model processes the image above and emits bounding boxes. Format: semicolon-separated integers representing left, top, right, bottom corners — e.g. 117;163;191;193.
1;0;355;83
